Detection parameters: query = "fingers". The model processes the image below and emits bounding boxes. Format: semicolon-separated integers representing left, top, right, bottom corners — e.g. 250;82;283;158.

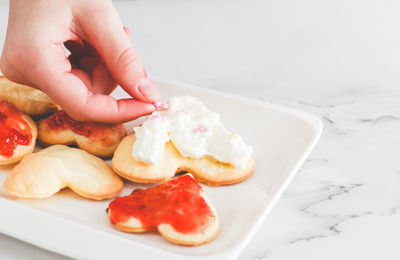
78;56;98;73
1;0;156;123
66;40;117;95
45;69;155;123
65;40;97;67
86;58;117;95
76;2;160;102
31;42;155;123
64;40;85;56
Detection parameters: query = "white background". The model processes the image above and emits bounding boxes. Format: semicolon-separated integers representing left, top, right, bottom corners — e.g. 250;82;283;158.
1;0;400;259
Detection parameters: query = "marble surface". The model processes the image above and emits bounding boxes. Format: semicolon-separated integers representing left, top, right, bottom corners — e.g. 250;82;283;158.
1;0;400;259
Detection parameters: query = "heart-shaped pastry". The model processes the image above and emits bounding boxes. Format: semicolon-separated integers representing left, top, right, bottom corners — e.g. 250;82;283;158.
38;110;127;157
112;96;254;186
4;145;123;200
108;174;219;246
0;101;37;165
112;133;254;186
0;76;58;117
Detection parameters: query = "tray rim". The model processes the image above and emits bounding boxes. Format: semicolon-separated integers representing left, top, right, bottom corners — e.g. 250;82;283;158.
0;79;323;260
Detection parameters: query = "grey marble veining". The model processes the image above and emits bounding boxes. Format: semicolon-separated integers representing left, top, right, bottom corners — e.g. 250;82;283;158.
0;0;400;259
240;90;400;259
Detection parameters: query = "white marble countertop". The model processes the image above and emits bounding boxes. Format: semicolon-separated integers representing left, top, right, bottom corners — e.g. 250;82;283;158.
1;0;400;259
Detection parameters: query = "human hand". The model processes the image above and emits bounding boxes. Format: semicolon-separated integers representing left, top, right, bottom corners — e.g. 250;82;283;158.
0;0;159;123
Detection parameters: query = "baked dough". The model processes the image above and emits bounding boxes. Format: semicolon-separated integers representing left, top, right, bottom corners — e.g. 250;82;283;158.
112;133;254;186
0;76;58;116
108;174;219;246
4;145;124;200
38;111;127;158
0;102;37;165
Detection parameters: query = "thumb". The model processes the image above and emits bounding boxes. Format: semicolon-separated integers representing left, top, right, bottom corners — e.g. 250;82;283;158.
77;2;160;102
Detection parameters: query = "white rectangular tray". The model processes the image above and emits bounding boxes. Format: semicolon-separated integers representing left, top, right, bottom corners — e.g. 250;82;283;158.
0;80;322;260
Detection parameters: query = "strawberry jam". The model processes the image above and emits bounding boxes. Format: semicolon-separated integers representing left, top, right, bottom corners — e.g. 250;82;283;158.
108;175;215;234
0;102;32;158
43;110;114;139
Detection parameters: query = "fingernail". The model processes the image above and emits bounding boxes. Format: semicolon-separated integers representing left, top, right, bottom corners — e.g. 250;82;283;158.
145;102;156;112
138;78;160;101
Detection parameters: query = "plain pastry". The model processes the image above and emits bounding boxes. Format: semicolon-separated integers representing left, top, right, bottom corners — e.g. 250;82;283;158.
0;76;58;116
4;145;124;200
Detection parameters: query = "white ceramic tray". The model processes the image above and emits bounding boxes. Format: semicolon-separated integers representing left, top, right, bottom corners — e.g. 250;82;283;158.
0;80;322;260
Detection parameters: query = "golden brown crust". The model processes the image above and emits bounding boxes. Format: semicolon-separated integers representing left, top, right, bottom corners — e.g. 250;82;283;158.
178;158;254;187
112;218;219;246
112;133;254;186
37;118;127;158
0;76;58;116
112;134;180;183
111;222;147;233
4;145;124;200
162;233;217;246
159;222;219;246
0;112;37;166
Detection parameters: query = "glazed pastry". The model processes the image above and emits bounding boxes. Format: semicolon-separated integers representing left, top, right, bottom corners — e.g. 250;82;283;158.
108;174;219;246
0;101;37;165
38;110;127;157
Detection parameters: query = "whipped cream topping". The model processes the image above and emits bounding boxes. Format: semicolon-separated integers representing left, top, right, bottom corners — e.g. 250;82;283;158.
132;96;253;169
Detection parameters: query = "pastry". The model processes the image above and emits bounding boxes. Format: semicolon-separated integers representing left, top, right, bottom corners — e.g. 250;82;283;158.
108;174;219;246
38;110;127;157
0;101;37;165
112;134;254;186
112;96;254;186
4;145;123;200
0;76;58;116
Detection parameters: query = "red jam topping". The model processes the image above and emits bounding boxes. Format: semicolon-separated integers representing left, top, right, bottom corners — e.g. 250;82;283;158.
108;175;215;234
43;110;114;139
0;102;32;158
